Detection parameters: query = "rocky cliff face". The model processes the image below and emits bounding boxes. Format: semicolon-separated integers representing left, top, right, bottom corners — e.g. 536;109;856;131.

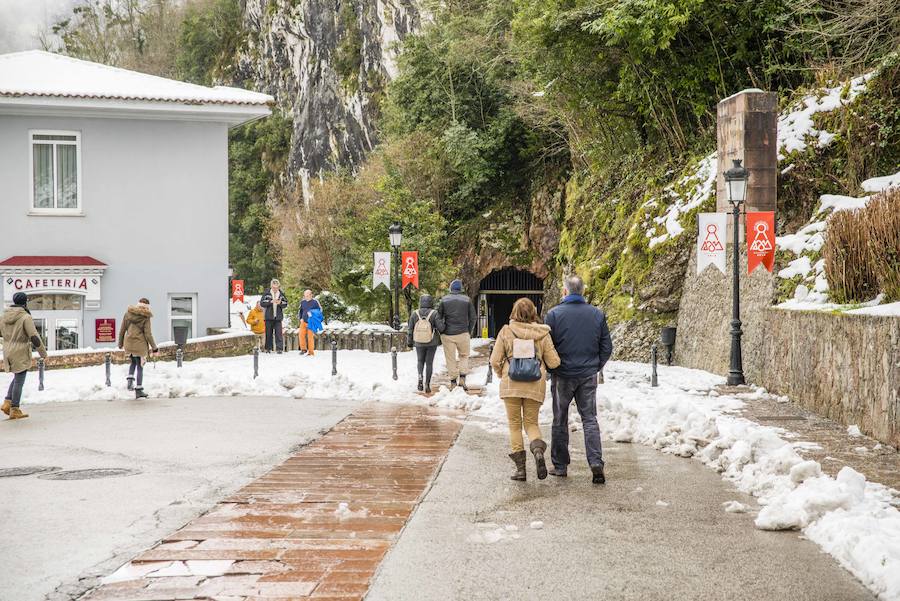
238;0;421;203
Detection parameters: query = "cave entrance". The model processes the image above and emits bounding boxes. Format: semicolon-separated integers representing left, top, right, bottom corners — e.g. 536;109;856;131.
477;268;544;338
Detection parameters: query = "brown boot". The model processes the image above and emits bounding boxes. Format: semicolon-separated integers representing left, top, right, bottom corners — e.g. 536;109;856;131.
1;399;10;416
8;407;29;420
509;451;527;481
530;439;548;480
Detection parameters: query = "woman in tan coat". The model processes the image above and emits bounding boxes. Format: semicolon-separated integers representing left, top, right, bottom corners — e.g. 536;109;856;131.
1;292;48;420
118;298;159;399
490;298;561;481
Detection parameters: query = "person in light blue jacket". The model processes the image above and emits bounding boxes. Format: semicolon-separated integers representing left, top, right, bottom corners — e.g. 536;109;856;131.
297;289;322;356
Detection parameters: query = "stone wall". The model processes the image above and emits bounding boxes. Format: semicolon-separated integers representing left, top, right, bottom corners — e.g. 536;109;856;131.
3;334;258;371
759;309;900;448
675;245;776;381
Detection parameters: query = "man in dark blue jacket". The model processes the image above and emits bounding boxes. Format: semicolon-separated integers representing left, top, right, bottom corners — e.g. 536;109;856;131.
544;275;613;484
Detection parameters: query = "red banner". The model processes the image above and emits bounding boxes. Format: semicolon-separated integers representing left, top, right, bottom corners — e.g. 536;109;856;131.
401;251;419;289
231;279;245;303
746;212;776;273
95;318;116;343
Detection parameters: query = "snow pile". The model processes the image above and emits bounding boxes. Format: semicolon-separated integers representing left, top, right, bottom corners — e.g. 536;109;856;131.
777;74;872;160
819;194;871;214
646;154;718;249
18;348;454;406
846;302;900;317
862;169;900;193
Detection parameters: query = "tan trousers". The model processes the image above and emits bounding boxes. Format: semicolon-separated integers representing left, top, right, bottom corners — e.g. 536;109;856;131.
440;333;471;378
299;320;316;355
254;333;264;348
503;397;543;453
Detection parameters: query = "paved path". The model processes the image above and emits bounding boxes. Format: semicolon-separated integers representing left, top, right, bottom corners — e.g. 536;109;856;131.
367;418;876;601
80;404;461;601
0;396;359;601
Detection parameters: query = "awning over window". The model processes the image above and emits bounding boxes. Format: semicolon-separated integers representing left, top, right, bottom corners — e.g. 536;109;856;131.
0;256;107;267
1;256;107;308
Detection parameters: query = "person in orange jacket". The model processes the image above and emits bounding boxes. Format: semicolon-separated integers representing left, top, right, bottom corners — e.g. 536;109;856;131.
245;300;266;348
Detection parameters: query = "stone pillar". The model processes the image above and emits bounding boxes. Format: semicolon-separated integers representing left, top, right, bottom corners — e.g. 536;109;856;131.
716;89;778;238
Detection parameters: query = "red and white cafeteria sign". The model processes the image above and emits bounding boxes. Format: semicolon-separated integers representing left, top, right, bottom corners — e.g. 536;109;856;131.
747;211;776;273
3;274;102;303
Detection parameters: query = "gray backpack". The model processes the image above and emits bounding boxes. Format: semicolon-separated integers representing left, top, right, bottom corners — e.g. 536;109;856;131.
412;310;436;343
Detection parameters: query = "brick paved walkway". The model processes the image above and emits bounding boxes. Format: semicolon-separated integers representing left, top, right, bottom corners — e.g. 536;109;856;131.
81;404;462;601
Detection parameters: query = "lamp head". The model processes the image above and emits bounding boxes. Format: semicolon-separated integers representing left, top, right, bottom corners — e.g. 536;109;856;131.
389;222;403;247
724;159;748;204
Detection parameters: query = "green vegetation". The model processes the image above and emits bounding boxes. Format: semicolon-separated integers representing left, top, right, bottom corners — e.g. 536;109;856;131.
176;0;245;86
228;112;293;292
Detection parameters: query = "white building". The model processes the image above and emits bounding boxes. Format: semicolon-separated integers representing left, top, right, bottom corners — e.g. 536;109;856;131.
0;51;272;350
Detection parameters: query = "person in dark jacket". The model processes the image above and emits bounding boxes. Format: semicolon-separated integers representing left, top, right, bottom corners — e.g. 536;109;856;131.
1;292;48;420
407;295;445;394
437;279;478;389
544;274;613;484
260;279;289;353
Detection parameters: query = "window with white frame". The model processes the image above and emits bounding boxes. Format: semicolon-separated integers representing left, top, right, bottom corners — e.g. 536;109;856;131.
169;294;197;341
30;131;81;213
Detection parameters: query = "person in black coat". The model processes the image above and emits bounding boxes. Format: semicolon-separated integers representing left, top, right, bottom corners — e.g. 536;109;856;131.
259;278;289;353
544;274;613;484
407;295;445;394
437;279;477;389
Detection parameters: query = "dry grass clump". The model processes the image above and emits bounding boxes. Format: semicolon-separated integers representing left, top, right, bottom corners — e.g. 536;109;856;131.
823;187;900;302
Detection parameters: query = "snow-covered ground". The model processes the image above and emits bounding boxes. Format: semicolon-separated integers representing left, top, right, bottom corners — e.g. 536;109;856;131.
13;350;900;600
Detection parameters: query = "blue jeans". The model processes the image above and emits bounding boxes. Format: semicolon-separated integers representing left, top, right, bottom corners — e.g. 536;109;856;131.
551;374;604;471
5;371;27;408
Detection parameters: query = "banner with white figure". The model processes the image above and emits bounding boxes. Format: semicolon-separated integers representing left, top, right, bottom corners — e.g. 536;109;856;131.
697;212;727;274
373;252;391;289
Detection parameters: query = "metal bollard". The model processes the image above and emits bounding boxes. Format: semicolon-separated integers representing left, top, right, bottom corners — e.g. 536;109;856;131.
176;345;183;368
391;346;398;381
253;346;259;379
105;352;112;387
650;344;658;387
331;338;338;376
486;342;494;384
38;357;45;391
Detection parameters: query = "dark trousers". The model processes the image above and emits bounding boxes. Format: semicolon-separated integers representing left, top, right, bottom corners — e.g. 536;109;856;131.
5;371;27;408
128;355;144;388
415;346;437;384
265;320;284;352
551;374;604;470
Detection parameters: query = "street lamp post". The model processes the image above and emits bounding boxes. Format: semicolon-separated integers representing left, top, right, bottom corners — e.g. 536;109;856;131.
724;159;749;386
389;223;403;330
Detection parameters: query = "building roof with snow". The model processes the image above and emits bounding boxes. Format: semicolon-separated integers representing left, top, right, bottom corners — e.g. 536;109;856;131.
0;50;272;125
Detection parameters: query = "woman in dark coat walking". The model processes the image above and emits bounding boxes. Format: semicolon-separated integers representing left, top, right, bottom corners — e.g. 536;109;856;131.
407;295;444;394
